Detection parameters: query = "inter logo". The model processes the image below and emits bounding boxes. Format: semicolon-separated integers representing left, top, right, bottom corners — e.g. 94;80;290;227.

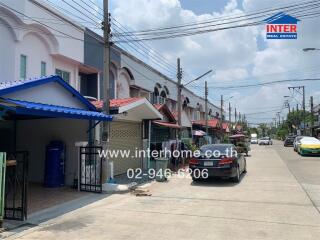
264;12;300;40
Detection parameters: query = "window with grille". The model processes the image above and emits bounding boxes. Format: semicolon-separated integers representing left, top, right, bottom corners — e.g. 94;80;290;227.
56;69;70;83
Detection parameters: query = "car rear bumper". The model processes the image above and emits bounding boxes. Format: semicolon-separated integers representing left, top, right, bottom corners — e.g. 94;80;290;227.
300;148;320;155
189;166;237;178
284;142;294;146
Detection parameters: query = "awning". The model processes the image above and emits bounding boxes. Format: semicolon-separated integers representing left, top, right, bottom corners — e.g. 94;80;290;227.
112;98;163;121
229;134;246;138
0;98;112;121
192;130;207;136
192;119;220;128
153;120;181;129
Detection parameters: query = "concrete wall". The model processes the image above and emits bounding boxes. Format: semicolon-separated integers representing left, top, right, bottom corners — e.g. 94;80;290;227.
120;51;222;117
0;0;84;91
16;119;89;186
121;53;178;101
3;82;87;109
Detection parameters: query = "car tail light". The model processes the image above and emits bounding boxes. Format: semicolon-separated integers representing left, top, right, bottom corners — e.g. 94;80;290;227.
189;158;200;165
219;157;233;165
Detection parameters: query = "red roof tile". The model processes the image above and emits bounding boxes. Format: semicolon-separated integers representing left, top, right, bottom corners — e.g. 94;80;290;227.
153;104;176;123
222;122;230;133
192;119;220;128
110;98;142;107
153;120;181;129
236;124;242;130
153;104;163;111
222;122;229;130
172;111;178;120
90;98;143;110
91;100;103;110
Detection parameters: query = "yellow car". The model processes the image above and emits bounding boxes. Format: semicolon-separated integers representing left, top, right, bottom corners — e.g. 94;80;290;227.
297;137;320;156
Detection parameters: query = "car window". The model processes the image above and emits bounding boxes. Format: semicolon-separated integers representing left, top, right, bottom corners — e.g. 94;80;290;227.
200;144;235;156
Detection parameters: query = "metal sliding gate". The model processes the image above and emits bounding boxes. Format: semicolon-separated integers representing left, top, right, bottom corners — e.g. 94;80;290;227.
79;146;103;193
4;151;28;221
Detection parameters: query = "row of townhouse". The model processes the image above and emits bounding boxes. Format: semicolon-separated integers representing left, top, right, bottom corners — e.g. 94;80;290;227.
310;104;320;138
0;0;226;223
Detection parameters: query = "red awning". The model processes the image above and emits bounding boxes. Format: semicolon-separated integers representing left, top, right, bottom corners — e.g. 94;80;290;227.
192;119;219;128
153;121;181;129
229;134;246;138
90;98;143;110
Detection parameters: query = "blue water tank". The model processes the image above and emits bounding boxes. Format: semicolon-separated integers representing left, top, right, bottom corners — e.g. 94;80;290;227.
44;141;65;187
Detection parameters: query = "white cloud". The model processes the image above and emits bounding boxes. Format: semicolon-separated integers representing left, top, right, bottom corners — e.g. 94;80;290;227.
213;68;249;82
111;0;258;79
110;0;320;123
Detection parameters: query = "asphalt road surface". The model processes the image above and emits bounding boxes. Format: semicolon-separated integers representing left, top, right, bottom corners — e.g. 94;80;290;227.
267;140;320;213
3;143;320;240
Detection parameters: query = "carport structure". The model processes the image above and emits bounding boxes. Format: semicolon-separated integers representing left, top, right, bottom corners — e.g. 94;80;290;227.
0;75;112;221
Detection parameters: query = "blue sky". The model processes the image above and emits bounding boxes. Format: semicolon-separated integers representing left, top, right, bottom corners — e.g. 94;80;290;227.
50;0;320;125
108;0;320;125
180;0;234;14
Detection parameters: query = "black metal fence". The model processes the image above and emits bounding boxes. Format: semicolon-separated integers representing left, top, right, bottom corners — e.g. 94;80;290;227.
5;151;28;221
79;146;102;193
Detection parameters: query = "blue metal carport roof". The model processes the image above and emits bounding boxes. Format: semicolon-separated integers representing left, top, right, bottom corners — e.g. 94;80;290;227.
0;75;112;121
1;98;112;121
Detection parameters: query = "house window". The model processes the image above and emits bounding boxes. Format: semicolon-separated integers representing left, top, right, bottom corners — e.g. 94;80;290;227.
20;55;27;80
56;69;70;83
41;61;46;76
194;111;200;120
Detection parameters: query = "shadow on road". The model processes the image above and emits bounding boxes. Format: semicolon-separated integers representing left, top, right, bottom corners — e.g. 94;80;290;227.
190;173;247;187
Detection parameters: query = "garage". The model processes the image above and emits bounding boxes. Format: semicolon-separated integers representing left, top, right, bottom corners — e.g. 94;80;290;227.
103;98;163;177
109;121;142;176
0;76;112;222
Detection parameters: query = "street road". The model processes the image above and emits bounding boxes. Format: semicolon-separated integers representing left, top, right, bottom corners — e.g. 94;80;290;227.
4;143;320;240
272;140;320;213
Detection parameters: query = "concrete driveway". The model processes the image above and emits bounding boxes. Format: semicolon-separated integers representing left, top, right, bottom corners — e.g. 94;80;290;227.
4;144;320;240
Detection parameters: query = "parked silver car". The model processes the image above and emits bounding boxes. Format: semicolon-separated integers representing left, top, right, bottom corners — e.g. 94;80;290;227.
293;136;306;151
258;137;273;145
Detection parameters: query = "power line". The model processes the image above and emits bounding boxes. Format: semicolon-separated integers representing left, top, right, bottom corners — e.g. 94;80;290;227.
245;108;285;116
113;0;320;42
112;20;177;75
204;78;320;90
75;0;178;76
116;0;318;36
44;0;101;28
112;25;177;77
63;0;101;26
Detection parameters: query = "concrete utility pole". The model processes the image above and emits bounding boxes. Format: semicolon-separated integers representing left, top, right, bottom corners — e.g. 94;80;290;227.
102;0;111;181
288;86;305;134
177;58;182;138
228;102;231;123
303;87;306;134
310;96;314;136
277;112;281;126
220;95;223;141
205;81;208;134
